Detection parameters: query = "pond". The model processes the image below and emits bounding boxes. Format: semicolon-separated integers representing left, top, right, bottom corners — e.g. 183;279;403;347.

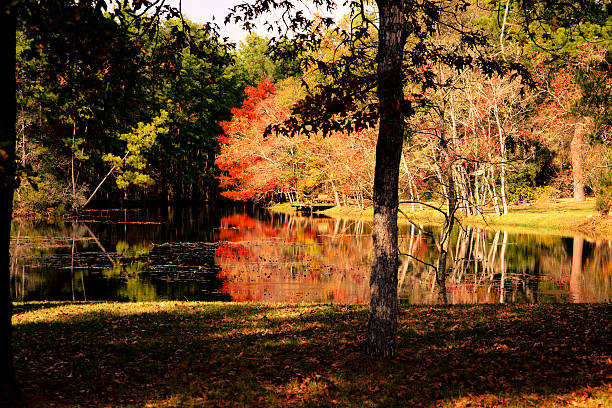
9;205;612;304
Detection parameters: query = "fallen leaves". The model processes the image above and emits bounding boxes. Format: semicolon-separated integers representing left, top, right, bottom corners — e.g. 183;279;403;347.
10;302;612;407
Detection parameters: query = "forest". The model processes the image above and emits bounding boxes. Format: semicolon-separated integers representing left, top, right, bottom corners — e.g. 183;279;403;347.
11;2;611;219
215;11;612;216
14;4;299;217
1;0;611;407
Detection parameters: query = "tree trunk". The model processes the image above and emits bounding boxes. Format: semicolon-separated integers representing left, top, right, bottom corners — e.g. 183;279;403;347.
488;164;501;216
367;0;405;358
435;138;456;305
0;5;21;405
492;88;509;214
330;179;341;207
570;118;586;202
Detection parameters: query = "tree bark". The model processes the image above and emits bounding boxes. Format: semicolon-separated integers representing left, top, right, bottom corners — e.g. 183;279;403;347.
435;135;456;305
0;4;21;406
367;0;405;358
570;118;586;202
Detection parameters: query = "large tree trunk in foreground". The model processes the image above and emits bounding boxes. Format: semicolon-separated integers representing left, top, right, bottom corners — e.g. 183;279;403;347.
367;0;405;358
0;5;21;406
570;118;586;202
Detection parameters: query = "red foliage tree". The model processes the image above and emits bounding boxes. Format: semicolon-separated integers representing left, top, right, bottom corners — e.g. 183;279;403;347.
216;78;280;201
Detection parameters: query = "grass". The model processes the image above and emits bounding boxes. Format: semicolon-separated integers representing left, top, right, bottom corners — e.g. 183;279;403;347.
464;199;612;238
315;199;612;238
266;202;297;214
12;301;612;407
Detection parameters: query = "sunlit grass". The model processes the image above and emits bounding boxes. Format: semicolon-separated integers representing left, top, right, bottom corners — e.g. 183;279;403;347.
12;301;611;407
466;199;612;237
313;199;612;237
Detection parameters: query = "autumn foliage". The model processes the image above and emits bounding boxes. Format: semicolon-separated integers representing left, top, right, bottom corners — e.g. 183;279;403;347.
216;78;281;201
216;78;378;204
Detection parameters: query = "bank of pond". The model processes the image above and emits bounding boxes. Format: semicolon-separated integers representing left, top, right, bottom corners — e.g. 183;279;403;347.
9;205;612;304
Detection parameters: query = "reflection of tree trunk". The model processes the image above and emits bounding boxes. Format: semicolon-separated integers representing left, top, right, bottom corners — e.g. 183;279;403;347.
83;224;114;264
81;268;87;301
488;230;501;275
397;225;415;293
499;231;508;303
570;237;584;302
71;226;76;301
570;118;586;202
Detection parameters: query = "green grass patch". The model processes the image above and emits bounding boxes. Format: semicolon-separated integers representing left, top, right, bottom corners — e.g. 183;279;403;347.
12;301;611;407
305;199;612;238
266;202;296;214
321;204;445;226
465;199;612;238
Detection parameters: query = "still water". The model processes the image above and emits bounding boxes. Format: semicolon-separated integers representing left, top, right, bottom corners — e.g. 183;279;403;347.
9;205;612;304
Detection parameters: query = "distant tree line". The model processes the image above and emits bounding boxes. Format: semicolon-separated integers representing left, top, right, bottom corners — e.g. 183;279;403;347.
217;2;612;214
14;2;299;217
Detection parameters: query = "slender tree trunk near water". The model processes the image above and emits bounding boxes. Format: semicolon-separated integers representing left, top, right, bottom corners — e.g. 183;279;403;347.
71;122;76;203
367;0;405;358
488;164;501;216
570;118;586;202
435;137;457;305
0;5;21;405
492;93;508;214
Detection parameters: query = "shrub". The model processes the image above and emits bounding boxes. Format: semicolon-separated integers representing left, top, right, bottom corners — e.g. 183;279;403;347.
507;185;561;203
534;186;562;203
594;171;612;216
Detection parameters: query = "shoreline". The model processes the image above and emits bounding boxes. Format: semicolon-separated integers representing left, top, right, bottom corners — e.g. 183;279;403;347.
269;199;612;239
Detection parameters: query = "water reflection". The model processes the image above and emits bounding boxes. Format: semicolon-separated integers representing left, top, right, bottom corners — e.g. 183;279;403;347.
9;206;612;304
399;226;611;304
215;214;370;303
10;206;229;302
215;213;611;304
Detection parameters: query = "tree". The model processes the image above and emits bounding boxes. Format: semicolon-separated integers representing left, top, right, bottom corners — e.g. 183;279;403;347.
531;48;611;201
0;3;19;405
216;78;288;201
150;18;242;203
81;110;169;208
227;0;608;357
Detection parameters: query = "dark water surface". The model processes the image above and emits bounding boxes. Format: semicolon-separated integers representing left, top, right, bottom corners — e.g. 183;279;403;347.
10;205;612;304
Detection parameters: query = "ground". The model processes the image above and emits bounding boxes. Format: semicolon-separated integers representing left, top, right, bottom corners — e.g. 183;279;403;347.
12;301;612;407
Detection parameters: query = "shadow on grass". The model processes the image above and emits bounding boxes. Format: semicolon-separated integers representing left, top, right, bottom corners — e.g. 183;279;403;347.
12;303;611;407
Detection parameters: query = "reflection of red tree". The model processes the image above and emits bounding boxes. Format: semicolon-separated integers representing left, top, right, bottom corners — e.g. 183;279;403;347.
215;215;371;303
216;214;281;242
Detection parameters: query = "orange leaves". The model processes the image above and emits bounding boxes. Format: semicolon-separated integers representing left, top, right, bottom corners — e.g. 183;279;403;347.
217;77;378;202
216;78;283;200
219;78;277;137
